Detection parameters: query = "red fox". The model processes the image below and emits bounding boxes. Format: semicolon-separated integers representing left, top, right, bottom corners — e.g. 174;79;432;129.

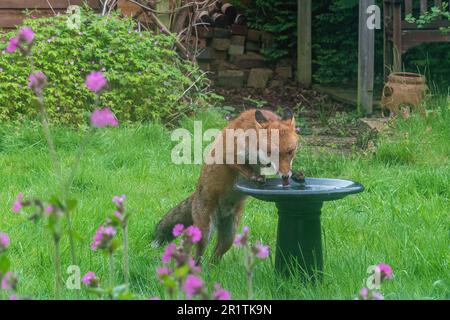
154;109;299;260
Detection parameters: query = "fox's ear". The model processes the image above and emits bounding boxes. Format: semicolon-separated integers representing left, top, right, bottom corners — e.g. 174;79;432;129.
255;110;268;127
282;108;295;129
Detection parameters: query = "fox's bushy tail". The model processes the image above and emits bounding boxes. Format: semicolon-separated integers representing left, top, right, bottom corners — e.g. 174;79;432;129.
153;196;193;247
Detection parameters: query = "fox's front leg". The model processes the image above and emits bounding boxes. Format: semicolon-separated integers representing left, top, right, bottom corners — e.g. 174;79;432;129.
228;164;265;184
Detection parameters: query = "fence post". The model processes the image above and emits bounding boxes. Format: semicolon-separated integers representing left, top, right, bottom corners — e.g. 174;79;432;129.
297;0;312;87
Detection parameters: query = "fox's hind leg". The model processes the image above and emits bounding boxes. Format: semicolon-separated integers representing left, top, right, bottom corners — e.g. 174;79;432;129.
153;197;193;247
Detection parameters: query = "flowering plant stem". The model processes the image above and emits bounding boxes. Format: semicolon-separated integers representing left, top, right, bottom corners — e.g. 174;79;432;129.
53;236;62;300
122;224;130;285
109;251;114;289
244;247;254;300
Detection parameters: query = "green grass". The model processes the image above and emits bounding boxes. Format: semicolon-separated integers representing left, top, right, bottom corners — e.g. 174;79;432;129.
0;103;449;300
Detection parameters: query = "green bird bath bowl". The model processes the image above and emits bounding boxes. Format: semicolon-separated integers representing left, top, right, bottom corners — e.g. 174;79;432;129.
234;177;364;281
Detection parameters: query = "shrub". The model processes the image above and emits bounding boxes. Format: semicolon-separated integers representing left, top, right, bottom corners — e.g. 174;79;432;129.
0;8;212;125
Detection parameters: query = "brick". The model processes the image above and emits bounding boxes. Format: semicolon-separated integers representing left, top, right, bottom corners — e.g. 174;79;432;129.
214;27;232;38
275;66;292;79
247;29;262;42
230;35;246;46
228;44;245;56
229;52;267;69
198;63;211;71
214;49;228;60
196;47;215;61
212;38;231;51
247;68;273;88
196;26;214;39
245;41;261;52
261;31;274;49
217;70;245;88
269;80;283;88
231;24;248;36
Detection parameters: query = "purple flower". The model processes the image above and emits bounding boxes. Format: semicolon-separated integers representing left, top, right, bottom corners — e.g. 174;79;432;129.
359;287;369;300
18;27;34;44
234;226;249;247
372;291;384;300
114;211;123;220
112;194;126;206
213;283;231;300
188;257;201;273
378;263;393;280
12;193;23;213
9;294;18;300
1;272;18;291
185;225;202;243
156;267;170;278
90;108;118;128
6;37;19;53
85;71;107;92
28;71;47;95
253;241;270;259
91;225;117;251
82;271;99;287
0;232;10;251
172;224;184;237
161;243;176;264
183;274;204;299
149;296;161;300
44;205;54;215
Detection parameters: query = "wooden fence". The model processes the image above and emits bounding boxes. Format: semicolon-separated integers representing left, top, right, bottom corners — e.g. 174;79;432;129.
0;0;100;30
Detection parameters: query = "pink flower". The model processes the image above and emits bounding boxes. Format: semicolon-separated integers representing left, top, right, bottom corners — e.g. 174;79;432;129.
213;283;231;300
161;243;176;264
378;263;393;280
185;225;202;243
359;287;369;300
114;211;123;220
12;193;24;213
112;195;126;206
82;271;99;287
183;274;204;299
85;71;107;92
0;232;10;251
188;257;201;273
234;226;250;247
44;205;54;215
172;224;184;237
1;272;17;291
9;294;18;300
372;291;384;300
6;37;19;53
156;267;170;278
149;296;161;300
253;241;269;259
90;108;118;128
91;225;117;251
18;27;34;44
28;71;47;94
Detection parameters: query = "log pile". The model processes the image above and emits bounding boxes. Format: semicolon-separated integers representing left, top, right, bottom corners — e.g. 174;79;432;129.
194;3;293;89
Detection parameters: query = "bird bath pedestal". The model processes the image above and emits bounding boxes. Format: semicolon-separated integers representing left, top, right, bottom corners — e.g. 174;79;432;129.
234;177;364;281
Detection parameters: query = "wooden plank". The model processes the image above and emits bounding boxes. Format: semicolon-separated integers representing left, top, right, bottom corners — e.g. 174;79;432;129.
0;9;67;29
393;1;402;71
383;0;394;80
297;0;311;87
402;20;450;29
0;0;100;9
404;0;413;15
402;29;450;52
357;0;375;115
420;0;428;14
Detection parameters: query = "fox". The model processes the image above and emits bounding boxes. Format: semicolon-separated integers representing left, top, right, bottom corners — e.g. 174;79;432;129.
153;108;300;260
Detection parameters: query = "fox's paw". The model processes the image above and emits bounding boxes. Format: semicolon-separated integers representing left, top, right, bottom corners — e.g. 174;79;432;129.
251;174;266;186
292;171;306;183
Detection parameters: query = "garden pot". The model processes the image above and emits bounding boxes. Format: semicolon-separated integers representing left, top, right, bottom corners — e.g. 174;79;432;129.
381;72;428;116
234;177;364;282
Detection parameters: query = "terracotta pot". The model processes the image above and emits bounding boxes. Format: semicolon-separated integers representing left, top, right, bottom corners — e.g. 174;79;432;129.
381;72;428;115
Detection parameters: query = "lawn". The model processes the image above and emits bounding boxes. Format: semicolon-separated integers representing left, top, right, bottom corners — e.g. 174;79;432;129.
0;102;449;300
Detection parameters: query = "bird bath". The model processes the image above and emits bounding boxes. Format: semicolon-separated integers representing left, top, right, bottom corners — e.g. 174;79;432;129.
234;177;364;281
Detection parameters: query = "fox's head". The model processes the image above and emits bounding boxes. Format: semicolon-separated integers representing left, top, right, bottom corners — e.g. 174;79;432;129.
254;109;299;180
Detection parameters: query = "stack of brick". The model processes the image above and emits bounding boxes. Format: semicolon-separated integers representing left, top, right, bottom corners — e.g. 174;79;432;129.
196;25;293;89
